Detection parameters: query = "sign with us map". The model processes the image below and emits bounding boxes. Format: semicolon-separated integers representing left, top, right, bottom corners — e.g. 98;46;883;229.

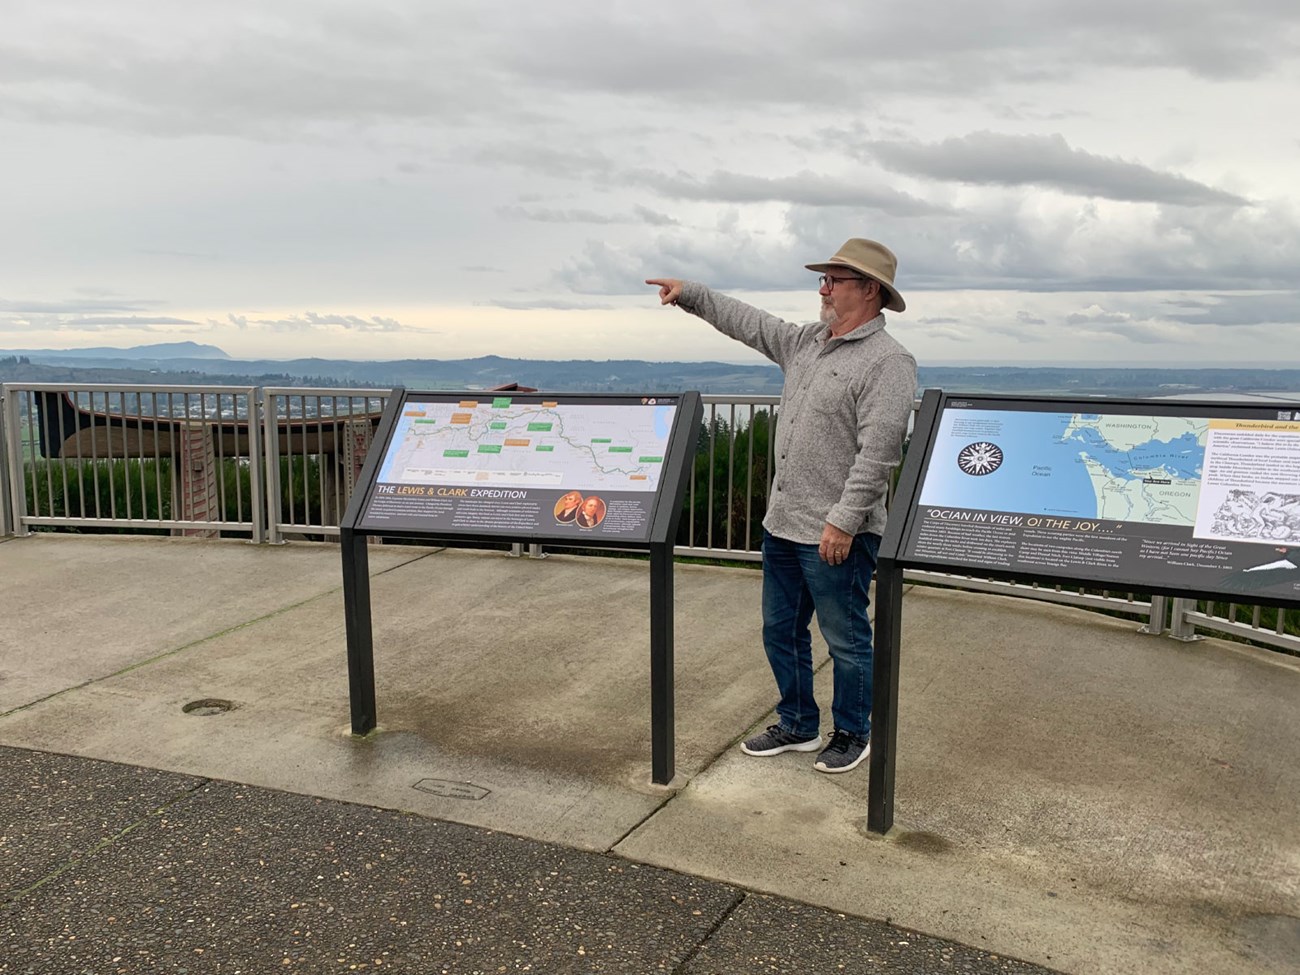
893;393;1300;604
355;391;695;545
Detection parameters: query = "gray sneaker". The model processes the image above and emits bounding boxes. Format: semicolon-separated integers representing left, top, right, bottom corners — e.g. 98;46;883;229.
814;730;870;773
740;724;822;756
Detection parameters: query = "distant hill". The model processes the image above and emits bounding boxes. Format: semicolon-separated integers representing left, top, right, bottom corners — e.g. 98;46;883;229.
0;341;230;361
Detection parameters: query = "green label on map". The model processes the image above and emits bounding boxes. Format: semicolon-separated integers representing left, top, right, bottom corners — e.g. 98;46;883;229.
415;419;437;424
527;422;553;432
536;445;554;452
638;456;663;463
492;397;512;408
490;421;507;430
443;449;469;458
477;444;502;454
608;446;633;453
591;438;612;443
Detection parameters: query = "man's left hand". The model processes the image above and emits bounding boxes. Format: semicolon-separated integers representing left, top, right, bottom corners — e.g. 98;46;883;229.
819;523;854;565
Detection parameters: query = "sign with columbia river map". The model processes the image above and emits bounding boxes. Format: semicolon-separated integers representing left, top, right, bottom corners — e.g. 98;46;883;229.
896;394;1300;603
356;391;684;544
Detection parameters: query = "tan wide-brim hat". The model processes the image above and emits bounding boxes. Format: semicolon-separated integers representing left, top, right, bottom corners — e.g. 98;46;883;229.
805;238;906;313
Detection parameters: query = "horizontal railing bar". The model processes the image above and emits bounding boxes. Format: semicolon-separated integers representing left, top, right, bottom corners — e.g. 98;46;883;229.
902;570;1152;615
20;516;254;531
3;382;259;396
672;545;763;563
276;523;342;536
1175;610;1300;654
700;394;782;406
262;387;389;397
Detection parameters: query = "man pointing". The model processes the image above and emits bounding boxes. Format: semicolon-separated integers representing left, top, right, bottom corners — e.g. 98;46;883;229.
647;239;916;773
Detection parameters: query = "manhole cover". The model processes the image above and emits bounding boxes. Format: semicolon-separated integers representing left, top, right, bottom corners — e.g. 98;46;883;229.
182;698;237;716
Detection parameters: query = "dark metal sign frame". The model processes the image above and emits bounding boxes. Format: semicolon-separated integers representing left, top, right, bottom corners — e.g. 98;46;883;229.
339;389;703;785
869;389;1300;832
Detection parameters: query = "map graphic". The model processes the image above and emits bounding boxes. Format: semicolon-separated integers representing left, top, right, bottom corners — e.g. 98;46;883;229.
918;409;1209;525
376;399;677;491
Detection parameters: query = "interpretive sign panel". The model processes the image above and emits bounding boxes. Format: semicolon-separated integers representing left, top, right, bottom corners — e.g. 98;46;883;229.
353;391;694;546
894;393;1300;605
340;388;701;784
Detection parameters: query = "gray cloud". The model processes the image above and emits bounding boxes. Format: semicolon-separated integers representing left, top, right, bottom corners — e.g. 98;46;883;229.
474;144;616;181
0;5;511;139
498;2;1300;103
499;206;626;225
224;312;413;333
1161;291;1300;327
857;132;1249;206
559;189;1300;299
71;316;199;326
633;206;680;227
1066;309;1134;326
498;204;680;227
6;1;1299;144
630;169;949;217
784;196;1300;294
485;299;618;311
0;297;162;314
1061;308;1187;344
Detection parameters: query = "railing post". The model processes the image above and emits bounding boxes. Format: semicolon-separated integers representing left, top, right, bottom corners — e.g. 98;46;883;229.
0;387;11;537
1167;597;1202;641
247;388;266;543
1139;594;1168;635
262;388;284;545
2;384;30;536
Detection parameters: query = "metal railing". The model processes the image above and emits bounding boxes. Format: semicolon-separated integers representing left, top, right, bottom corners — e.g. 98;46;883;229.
1168;596;1297;653
676;395;778;559
2;382;1297;655
0;386;13;537
3;383;262;539
261;387;390;543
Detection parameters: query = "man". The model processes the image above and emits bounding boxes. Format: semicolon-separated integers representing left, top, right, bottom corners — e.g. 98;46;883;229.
576;494;606;529
646;239;916;773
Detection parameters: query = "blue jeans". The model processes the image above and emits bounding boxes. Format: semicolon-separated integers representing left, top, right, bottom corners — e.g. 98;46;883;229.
761;529;879;740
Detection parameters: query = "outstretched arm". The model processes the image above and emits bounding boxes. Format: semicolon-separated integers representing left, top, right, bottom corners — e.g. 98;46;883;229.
643;278;800;367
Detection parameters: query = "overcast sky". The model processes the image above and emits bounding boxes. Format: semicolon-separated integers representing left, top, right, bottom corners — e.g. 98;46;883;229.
4;0;1300;367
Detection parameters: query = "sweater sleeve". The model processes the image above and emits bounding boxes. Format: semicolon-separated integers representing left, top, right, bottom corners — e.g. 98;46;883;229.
676;281;803;369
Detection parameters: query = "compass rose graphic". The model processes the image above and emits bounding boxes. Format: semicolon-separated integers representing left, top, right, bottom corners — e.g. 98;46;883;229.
957;441;1003;476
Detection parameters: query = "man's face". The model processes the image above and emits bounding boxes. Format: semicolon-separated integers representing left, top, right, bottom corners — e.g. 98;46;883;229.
582;498;601;517
818;272;873;326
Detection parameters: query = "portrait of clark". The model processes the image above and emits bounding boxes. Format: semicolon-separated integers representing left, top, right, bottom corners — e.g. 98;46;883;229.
575;495;607;529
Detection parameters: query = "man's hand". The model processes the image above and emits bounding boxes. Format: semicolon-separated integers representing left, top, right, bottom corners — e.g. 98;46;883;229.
819;523;854;565
645;278;683;306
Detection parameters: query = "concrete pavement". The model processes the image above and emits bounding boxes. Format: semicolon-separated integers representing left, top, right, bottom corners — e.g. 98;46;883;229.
1;533;1298;973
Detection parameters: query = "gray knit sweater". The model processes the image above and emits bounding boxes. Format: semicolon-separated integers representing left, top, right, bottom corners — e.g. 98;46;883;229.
677;281;917;544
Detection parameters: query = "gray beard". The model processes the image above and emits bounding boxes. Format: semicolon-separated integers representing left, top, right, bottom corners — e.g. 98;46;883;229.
819;301;838;326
